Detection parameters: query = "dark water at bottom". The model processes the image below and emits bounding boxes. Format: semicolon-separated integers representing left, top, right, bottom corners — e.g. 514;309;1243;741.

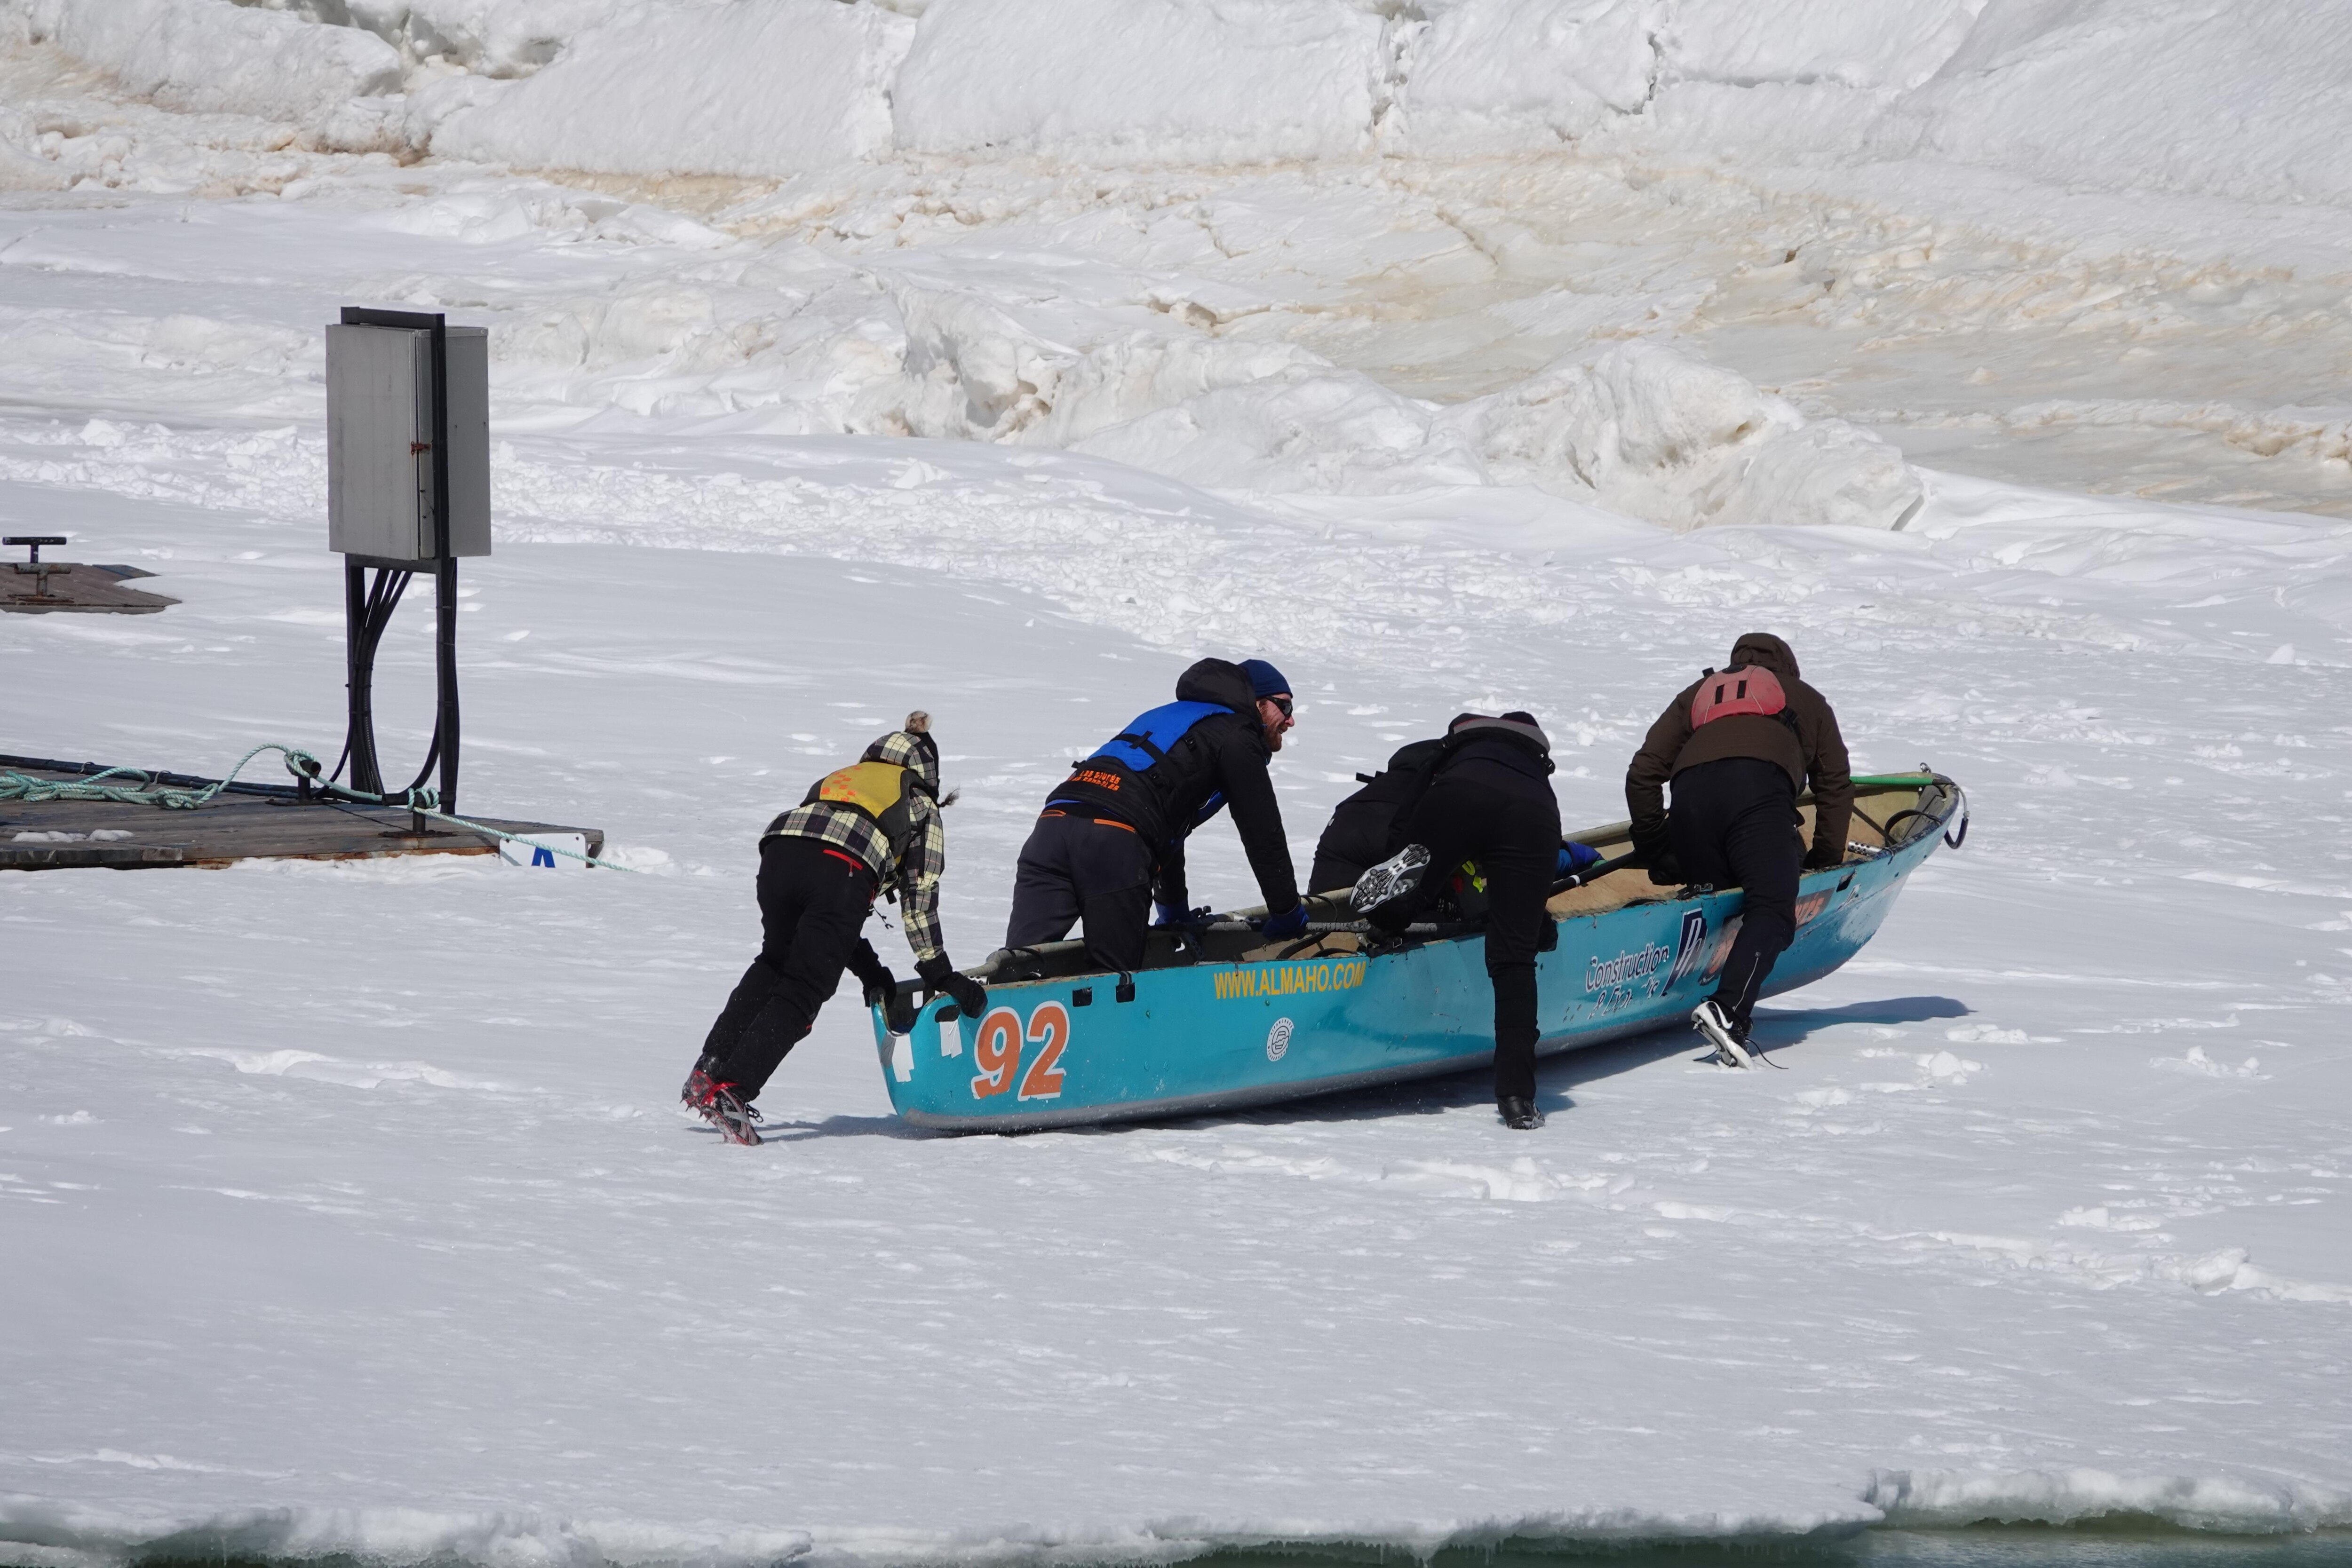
1191;1534;2352;1568
114;1530;2352;1568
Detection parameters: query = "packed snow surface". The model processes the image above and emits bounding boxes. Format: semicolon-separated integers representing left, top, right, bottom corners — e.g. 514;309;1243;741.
1;0;2350;1562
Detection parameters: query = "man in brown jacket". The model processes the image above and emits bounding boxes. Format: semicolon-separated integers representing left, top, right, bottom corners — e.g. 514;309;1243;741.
1625;632;1851;1065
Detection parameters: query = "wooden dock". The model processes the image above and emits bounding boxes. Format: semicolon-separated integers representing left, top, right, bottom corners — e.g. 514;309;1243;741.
2;562;178;614
0;755;604;871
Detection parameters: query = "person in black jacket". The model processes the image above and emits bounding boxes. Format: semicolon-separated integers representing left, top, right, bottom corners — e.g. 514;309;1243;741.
1006;657;1303;973
1367;711;1561;1129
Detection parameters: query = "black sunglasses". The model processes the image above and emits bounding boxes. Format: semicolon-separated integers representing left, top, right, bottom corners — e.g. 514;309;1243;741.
1265;695;1294;717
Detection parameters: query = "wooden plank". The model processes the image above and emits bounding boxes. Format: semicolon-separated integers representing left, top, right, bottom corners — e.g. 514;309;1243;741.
1;562;179;614
0;765;603;870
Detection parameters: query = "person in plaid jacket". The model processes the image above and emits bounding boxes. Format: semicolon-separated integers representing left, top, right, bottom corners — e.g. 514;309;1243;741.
683;712;986;1143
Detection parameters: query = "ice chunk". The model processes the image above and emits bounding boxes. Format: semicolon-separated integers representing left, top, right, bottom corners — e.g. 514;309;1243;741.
1466;341;1921;531
22;0;404;147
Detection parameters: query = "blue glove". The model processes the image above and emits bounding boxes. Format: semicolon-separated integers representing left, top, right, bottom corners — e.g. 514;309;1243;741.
1155;902;1211;927
1557;841;1602;876
1260;902;1309;939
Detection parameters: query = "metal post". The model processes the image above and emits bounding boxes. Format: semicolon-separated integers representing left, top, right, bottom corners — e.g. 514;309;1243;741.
433;556;459;826
421;315;459;831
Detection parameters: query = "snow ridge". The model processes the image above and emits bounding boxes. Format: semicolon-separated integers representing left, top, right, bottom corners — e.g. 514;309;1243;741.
21;0;2348;214
9;0;405;150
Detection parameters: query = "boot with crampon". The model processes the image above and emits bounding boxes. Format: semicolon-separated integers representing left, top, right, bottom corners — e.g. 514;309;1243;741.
682;1058;763;1145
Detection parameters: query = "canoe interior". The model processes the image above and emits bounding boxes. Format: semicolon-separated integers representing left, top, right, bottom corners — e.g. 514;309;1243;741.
969;775;1942;982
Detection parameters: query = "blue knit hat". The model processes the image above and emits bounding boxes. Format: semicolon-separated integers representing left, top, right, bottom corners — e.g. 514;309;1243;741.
1239;658;1291;699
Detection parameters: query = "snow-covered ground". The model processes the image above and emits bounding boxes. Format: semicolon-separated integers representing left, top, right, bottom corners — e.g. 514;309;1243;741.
3;0;2351;1561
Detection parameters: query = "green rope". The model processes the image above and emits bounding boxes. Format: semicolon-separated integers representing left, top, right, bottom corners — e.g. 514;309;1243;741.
0;743;304;810
2;744;638;872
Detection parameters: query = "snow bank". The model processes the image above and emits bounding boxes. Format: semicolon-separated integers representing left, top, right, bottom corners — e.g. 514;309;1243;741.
1614;0;2352;209
1866;1468;2352;1533
1879;0;2352;209
430;0;913;176
1075;341;1919;530
1466;342;1922;531
12;0;403;148
893;0;1386;164
467;242;1916;531
24;0;2352;213
397;0;2352;210
1400;0;2352;209
350;0;633;78
1391;0;1661;152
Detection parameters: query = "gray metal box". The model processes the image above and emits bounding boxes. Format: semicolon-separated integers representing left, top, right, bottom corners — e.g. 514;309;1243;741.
326;323;490;561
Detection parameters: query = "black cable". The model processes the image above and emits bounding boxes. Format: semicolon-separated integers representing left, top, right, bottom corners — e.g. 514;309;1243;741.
338;567;411;791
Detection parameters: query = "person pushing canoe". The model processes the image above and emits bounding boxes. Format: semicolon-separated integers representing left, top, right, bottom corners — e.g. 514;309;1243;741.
683;713;989;1144
1353;712;1565;1130
1626;633;1852;1067
1005;657;1305;974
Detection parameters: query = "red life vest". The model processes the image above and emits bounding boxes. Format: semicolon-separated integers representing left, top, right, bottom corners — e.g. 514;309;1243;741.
1690;665;1788;729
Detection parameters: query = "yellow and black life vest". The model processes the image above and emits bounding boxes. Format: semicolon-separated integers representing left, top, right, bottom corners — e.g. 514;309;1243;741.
805;760;928;857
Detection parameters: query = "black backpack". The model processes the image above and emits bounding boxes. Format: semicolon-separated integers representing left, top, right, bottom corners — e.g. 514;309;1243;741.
1307;737;1447;893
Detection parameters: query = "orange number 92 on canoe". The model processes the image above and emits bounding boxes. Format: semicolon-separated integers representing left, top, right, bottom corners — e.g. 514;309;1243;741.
971;1007;1022;1099
1018;1002;1069;1101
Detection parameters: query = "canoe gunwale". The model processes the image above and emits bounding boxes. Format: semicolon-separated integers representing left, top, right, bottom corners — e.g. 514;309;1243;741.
948;774;1955;993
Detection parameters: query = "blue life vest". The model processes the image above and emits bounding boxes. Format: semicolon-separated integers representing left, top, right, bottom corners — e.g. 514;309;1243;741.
1087;701;1229;773
1047;699;1238;846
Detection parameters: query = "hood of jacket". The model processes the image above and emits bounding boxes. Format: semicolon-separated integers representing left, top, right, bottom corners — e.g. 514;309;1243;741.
1444;711;1555;775
1728;632;1799;681
863;721;941;797
1175;657;1260;717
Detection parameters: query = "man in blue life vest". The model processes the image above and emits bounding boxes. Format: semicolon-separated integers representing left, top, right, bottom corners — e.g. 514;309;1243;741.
1626;632;1851;1066
1005;657;1304;973
683;712;988;1144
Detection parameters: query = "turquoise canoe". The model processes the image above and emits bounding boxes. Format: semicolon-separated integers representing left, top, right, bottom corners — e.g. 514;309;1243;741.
870;773;1964;1131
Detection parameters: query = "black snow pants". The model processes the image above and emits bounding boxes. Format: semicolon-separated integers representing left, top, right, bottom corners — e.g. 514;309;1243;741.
1668;756;1802;1033
1377;773;1560;1104
700;834;883;1101
1004;809;1156;974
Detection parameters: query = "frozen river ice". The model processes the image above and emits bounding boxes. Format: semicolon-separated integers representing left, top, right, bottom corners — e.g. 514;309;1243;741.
2;1;2350;1560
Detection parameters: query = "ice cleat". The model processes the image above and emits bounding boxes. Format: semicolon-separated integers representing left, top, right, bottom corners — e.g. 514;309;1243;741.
1351;843;1432;916
698;1082;763;1146
683;1063;763;1145
1691;999;1756;1069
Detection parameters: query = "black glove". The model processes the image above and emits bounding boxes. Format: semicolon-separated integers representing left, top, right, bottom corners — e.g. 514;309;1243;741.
1803;842;1845;871
917;954;987;1018
1632;830;1681;887
861;968;918;1035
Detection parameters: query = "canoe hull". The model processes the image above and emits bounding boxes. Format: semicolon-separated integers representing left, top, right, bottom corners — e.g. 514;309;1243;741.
873;787;1947;1132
